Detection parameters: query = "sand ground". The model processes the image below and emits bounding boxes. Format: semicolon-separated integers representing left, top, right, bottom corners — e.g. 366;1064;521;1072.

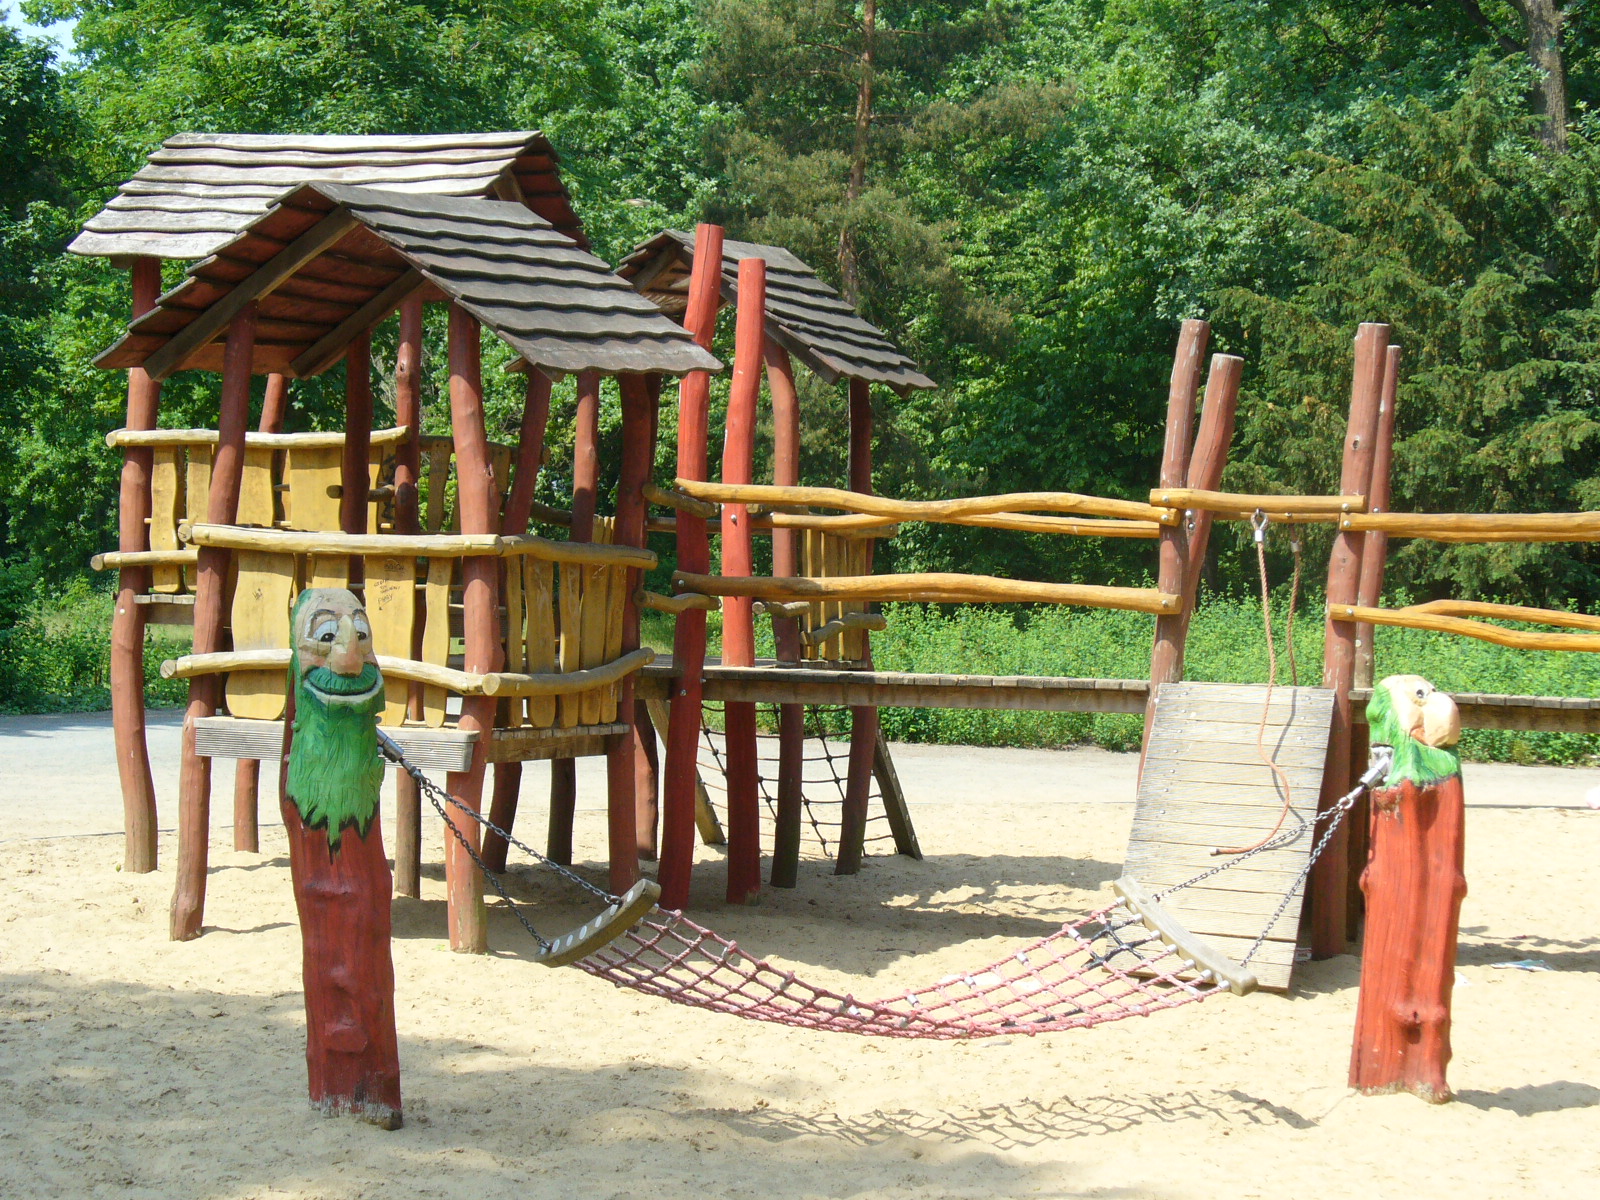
2;708;1598;1200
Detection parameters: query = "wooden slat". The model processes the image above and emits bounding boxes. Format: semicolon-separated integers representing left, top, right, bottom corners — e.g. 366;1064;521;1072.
194;715;475;773
237;447;276;527
183;445;211;591
224;551;293;720
601;563;626;723
579;564;609;725
364;554;417;725
150;446;184;593
421;556;453;726
524;557;557;727
557;562;582;727
426;438;451;532
503;549;526;728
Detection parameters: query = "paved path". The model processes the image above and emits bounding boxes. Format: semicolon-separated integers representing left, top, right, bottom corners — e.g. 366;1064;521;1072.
2;708;1596;844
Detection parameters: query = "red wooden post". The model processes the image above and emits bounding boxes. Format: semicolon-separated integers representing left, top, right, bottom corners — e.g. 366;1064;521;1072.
485;370;554;873
547;370;602;863
392;295;425;899
1347;345;1403;929
659;224;725;910
442;304;495;953
1177;354;1243;605
765;339;806;887
835;376;879;875
721;257;766;905
606;373;656;893
1312;322;1390;958
112;256;163;874
169;302;258;941
1350;675;1465;1102
233;370;291;853
633;380;663;860
1143;319;1209;755
340;331;374;539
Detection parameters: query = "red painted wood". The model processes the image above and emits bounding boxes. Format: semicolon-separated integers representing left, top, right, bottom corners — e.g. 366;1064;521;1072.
547;758;576;866
836;376;879;875
392;296;424;899
1144;319;1209;754
1313;323;1390;958
170;303;258;941
233;370;291;854
341;330;374;557
443;304;495;953
113;256;164;874
722;258;766;905
278;712;402;1128
1349;772;1466;1102
485;369;556;874
659;223;725;910
765;339;805;887
571;370;601;541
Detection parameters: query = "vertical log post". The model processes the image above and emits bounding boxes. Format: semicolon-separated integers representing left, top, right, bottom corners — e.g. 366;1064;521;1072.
1347;344;1403;930
722;257;766;905
634;380;664;860
548;370;602;864
835;376;879;875
169;303;258;941
765;340;806;888
442;304;495;953
279;588;402;1129
1312;322;1390;958
606;373;656;894
112;256;164;874
484;370;553;873
340;331;374;594
1143;319;1209;759
1349;675;1465;1103
659;224;725;910
391;296;425;898
232;370;291;853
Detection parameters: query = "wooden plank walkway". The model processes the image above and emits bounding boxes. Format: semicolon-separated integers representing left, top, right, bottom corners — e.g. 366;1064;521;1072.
1122;682;1337;992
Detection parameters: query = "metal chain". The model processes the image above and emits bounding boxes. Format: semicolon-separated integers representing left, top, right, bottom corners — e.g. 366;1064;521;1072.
375;731;622;951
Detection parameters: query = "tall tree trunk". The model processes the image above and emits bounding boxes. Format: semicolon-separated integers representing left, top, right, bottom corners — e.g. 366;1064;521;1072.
1516;1;1568;152
839;0;876;304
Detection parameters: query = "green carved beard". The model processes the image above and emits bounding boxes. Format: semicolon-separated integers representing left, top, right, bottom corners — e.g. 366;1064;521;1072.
285;598;386;851
1367;682;1462;788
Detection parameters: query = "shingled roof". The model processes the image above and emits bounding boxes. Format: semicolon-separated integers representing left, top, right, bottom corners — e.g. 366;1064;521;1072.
95;183;720;380
71;131;587;259
617;230;935;395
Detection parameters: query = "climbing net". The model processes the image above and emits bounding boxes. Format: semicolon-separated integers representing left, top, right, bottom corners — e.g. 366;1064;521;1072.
696;701;896;857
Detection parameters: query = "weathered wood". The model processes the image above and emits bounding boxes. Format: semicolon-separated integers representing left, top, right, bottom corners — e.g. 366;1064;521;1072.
364;555;417;723
225;551;294;721
170;303;257;942
1313;322;1389;959
677;479;1174;525
107;425;411;450
1329;603;1600;653
1353;344;1401;694
1151;488;1364;515
1114;876;1257;995
290;267;424;378
1339;510;1600;541
180;521;656;566
676;571;1179;613
659;223;725;912
196;716;476;772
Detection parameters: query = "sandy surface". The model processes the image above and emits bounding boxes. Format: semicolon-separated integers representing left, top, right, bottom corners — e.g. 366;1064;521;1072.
3;709;1599;1199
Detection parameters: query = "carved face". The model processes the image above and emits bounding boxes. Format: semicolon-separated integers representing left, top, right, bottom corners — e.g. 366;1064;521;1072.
1381;674;1461;750
292;588;382;710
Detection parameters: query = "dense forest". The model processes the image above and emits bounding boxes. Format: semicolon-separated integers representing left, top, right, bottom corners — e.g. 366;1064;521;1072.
3;1;1599;613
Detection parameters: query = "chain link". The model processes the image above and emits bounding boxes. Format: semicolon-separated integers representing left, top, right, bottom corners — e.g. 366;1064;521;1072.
376;730;623;952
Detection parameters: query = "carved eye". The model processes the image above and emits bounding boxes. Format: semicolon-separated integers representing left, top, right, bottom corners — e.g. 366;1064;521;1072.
353;614;372;641
313;618;339;644
1415;687;1428;700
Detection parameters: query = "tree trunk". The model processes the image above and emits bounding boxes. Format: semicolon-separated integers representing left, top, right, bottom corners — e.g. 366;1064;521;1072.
838;0;876;304
1519;1;1568;152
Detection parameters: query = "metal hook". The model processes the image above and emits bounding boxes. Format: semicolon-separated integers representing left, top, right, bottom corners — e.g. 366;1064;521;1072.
1251;508;1269;544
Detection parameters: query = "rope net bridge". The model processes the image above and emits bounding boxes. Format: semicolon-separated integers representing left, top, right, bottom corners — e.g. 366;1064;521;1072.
377;725;1391;1040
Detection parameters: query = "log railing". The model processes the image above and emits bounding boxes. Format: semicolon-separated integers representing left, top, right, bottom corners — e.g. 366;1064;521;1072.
1338;511;1600;542
1328;601;1600;654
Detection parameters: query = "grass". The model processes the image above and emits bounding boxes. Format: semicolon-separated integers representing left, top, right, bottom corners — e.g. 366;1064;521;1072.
10;578;1599;765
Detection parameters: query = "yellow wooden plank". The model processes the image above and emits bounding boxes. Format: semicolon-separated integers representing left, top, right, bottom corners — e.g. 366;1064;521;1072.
149;446;184;593
224;551;293;720
425;438;452;532
524;557;557;727
578;564;608;725
363;553;416;726
183;445;211;590
503;552;525;728
557;562;582;728
421;556;453;727
601;564;626;723
237;447;276;528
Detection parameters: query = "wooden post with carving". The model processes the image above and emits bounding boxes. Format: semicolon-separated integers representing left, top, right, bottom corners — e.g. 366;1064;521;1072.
391;295;425;899
280;587;402;1128
1350;674;1465;1103
835;375;878;876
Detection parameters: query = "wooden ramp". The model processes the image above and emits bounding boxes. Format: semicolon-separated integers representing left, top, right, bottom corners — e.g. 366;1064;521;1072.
1123;682;1336;992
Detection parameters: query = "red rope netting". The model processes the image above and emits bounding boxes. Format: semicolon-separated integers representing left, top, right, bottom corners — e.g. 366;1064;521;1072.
577;900;1228;1039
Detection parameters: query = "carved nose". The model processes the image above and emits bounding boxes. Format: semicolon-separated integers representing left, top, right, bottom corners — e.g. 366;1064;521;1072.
328;617;366;675
1418;692;1461;748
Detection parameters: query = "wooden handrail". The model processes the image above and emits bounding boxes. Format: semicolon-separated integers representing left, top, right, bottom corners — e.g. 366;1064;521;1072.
1328;603;1600;653
483;648;657;697
1408;599;1600;633
763;510;1157;538
676;571;1181;614
643;482;719;519
180;522;656;568
675;479;1178;526
802;612;889;647
637;589;720;614
106;425;412;450
1152;487;1366;516
1338;511;1600;542
91;548;199;571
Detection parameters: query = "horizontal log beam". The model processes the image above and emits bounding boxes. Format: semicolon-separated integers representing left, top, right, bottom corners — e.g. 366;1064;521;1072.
763;510;1157;538
180;522;656;567
1338;511;1600;541
1152;488;1365;516
637;589;719;614
642;482;718;519
1329;603;1600;653
107;425;411;450
481;648;656;697
163;649;491;693
91;548;199;570
675;571;1180;613
1408;599;1600;633
802;611;889;647
676;479;1177;525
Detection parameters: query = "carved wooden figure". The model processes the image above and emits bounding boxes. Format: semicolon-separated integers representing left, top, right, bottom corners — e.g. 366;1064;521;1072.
280;588;402;1128
1349;673;1465;1103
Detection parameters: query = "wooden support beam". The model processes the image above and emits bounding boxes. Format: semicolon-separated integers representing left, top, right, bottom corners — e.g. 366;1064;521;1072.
1337;510;1600;541
837;375;879;877
141;211;359;380
392;295;425;899
675;571;1181;613
1150;488;1365;516
1329;603;1600;652
290;268;424;378
676;480;1175;525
